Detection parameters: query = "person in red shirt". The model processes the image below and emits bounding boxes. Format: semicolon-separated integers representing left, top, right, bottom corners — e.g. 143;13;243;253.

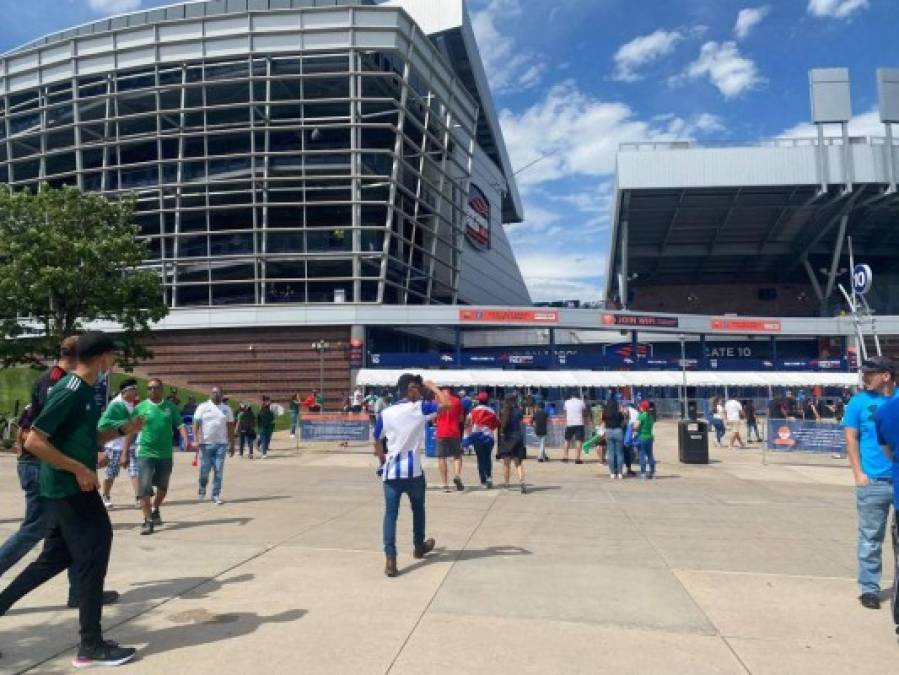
435;386;465;492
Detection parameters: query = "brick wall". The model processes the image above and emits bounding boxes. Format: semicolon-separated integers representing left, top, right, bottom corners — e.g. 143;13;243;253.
136;326;352;409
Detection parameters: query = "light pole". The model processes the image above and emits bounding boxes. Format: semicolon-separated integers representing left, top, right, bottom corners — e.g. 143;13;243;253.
247;345;260;403
312;339;330;416
679;334;688;419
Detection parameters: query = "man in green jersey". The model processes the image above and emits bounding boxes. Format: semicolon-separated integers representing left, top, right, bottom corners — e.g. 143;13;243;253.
634;400;657;479
125;378;192;535
97;378;140;509
0;331;143;668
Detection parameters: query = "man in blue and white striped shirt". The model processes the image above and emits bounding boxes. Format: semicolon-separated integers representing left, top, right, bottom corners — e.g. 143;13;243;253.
373;373;449;577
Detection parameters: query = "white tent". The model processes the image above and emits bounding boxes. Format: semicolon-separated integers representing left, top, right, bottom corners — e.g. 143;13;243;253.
355;369;858;389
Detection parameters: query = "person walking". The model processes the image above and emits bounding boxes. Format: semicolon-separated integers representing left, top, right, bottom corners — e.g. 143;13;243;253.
257;396;275;459
562;391;587;464
533;401;550;462
0;331;142;668
623;400;640;476
435;386;465;492
98;379;140;509
126;378;191;536
744;400;762;443
0;336;120;610
373;374;447;577
843;356;898;610
497;394;528;493
710;397;726;447
872;397;899;632
463;392;499;488
634;400;657;479
289;393;301;438
193;387;236;505
724;396;746;448
237;404;257;458
602;399;627;480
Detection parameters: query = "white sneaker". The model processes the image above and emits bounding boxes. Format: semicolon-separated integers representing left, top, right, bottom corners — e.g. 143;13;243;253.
261;455;268;460
289;433;295;438
609;473;616;479
616;474;623;480
213;496;223;506
102;495;113;509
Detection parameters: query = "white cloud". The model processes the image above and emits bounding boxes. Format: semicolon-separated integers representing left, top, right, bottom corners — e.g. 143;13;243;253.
677;41;764;99
734;6;770;39
470;0;546;92
524;277;606;303
779;108;885;138
612;30;684;82
499;81;724;190
87;0;142;13
807;0;869;19
512;252;606;302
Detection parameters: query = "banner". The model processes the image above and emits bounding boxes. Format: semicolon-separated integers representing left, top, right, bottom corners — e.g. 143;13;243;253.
459;309;559;324
766;419;846;453
300;419;370;442
601;313;679;328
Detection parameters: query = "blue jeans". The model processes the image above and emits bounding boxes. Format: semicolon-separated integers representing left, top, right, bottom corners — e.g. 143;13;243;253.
239;431;255;455
289;412;298;435
473;439;494;485
856;481;894;594
711;418;725;443
383;475;426;558
639;438;656;476
0;462;75;590
606;428;624;475
536;435;548;460
198;443;228;498
258;431;272;456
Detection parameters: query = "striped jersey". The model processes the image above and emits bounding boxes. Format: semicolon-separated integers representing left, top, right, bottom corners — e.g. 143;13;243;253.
374;399;439;481
468;404;499;434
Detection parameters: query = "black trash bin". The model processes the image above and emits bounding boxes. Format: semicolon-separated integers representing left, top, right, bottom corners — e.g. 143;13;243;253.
679;419;709;464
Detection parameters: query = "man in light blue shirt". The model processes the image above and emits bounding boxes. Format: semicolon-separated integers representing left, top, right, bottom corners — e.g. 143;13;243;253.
873;387;899;632
843;356;897;610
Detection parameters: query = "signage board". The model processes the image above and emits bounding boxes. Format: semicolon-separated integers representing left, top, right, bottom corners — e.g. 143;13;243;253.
459;309;559;324
710;318;782;333
299;419;370;442
767;419;847;454
601;313;679;328
852;264;873;295
464;184;491;250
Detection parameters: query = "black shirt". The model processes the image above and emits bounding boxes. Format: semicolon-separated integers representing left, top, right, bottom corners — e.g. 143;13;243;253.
532;409;548;436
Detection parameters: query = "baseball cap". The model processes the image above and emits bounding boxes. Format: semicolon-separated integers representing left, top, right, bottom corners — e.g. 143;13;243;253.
861;356;896;374
75;331;118;361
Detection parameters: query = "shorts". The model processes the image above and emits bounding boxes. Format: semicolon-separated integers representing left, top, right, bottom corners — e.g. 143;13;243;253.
436;437;463;459
726;420;741;434
105;445;138;481
137;457;174;497
564;425;585;442
497;440;526;463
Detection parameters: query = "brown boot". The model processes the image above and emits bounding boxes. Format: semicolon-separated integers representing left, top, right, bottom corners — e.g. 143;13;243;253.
413;538;436;559
384;556;398;578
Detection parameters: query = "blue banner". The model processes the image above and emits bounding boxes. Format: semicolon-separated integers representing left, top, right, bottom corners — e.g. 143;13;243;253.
299;420;371;442
766;419;846;453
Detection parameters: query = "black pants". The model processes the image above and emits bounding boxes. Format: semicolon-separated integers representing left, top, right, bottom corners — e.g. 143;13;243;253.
0;490;112;647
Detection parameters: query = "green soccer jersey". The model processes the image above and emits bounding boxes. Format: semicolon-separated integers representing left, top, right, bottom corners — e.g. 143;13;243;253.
97;397;133;433
637;411;655;440
31;373;101;499
134;399;183;459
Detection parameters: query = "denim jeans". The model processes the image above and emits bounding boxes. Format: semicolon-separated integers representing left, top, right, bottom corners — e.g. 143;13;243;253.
289;412;299;435
536;435;548;460
711;418;725;444
639;438;656;476
856;481;894;594
383;475;426;558
606;428;624;475
258;431;272;456
239;431;255;455
473;439;494;485
0;462;76;591
198;443;228;498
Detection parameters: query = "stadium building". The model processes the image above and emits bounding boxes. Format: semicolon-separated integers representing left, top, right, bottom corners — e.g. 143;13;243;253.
0;0;531;402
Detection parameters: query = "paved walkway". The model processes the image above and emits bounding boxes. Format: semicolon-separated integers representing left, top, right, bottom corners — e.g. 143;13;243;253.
0;422;895;674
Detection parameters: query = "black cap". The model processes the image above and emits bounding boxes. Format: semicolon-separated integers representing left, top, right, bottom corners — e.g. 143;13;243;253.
119;378;138;392
861;356;896;374
396;372;423;397
75;331;118;361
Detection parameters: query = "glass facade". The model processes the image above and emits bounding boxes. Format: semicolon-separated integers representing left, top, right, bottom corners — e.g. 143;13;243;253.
1;9;483;307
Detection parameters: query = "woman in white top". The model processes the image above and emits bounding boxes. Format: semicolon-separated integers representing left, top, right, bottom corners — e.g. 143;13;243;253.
710;397;726;447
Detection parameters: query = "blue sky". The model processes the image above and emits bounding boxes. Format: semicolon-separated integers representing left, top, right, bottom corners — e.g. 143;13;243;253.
1;0;896;303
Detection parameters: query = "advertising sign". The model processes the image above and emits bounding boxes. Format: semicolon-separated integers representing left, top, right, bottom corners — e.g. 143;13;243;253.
465;184;491;250
766;419;847;453
852;264;873;295
601;313;679;328
299;419;370;442
349;338;364;368
459;309;560;324
710;318;782;333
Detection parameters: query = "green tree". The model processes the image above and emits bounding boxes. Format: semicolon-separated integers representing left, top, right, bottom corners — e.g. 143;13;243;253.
0;185;168;369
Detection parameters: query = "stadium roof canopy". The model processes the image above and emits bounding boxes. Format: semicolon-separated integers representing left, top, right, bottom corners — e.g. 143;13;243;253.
606;136;899;304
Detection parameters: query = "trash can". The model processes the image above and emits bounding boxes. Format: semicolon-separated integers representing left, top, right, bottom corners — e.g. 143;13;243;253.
678;419;709;464
424;424;437;458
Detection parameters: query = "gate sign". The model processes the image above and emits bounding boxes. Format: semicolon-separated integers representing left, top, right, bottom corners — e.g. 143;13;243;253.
852;264;873;295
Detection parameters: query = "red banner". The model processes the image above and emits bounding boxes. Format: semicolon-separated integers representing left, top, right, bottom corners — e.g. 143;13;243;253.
459;309;560;324
710;318;782;333
601;313;679;328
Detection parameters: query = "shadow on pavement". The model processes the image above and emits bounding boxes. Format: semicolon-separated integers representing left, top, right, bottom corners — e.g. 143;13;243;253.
110;516;254;533
401;545;532;575
162;495;291;507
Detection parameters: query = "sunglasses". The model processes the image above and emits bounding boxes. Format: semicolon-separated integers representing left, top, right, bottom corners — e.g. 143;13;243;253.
148;385;162;390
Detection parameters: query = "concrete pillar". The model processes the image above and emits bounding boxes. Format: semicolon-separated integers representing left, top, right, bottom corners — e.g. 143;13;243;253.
350;325;366;389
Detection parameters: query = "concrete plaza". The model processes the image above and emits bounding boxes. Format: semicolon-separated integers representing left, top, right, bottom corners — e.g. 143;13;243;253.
0;421;896;674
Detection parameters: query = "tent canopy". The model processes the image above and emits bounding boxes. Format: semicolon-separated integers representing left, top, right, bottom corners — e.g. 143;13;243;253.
355;369;858;389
